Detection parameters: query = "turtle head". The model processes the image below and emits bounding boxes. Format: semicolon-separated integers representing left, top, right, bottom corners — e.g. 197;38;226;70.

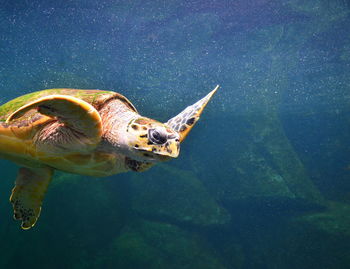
125;117;180;162
118;85;219;163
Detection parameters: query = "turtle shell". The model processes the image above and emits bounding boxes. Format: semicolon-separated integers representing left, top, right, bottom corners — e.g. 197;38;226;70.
0;88;137;122
0;88;137;139
0;89;138;158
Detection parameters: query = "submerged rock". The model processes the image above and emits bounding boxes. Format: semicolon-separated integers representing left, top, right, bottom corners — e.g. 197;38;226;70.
296;201;350;237
129;164;230;226
189;111;324;214
269;202;350;269
216;201;350;269
105;219;227;269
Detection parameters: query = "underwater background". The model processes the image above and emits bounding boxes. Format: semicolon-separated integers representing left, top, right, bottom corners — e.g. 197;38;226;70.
1;0;350;268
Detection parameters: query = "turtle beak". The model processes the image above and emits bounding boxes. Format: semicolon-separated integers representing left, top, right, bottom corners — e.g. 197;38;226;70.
164;136;180;158
152;133;180;159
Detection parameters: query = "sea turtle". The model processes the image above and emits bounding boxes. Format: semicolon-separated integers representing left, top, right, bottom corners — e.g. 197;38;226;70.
0;85;219;229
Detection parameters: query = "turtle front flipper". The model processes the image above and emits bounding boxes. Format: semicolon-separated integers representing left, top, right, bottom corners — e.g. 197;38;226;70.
166;85;219;142
6;94;102;147
10;167;53;230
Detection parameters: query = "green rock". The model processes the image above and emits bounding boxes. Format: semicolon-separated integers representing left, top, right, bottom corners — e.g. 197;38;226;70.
213;202;350;269
105;219;228;269
265;202;350;269
130;164;230;226
192;111;324;212
296;201;350;236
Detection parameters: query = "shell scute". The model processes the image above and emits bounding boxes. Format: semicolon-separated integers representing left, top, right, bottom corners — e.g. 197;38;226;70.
0;88;136;127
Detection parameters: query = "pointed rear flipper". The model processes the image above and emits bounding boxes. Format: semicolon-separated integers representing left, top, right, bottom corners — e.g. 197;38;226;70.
166;85;219;142
10;167;53;229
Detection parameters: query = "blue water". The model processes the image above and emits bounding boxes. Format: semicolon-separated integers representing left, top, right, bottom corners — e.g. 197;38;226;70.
1;1;350;268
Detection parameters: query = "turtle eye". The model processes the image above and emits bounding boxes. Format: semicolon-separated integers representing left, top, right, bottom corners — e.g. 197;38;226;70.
148;129;167;145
